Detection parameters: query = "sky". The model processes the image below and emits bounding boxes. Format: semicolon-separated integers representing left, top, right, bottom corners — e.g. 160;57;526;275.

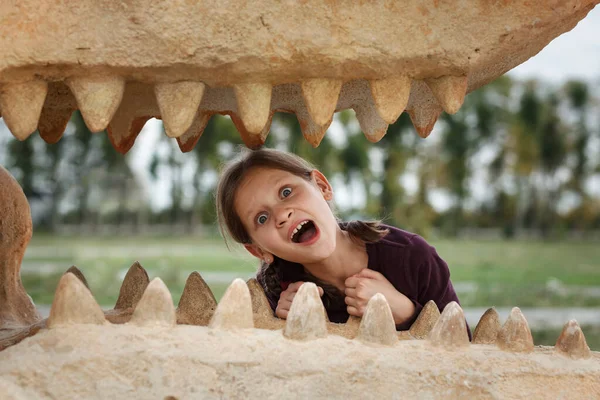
507;6;600;83
1;5;599;211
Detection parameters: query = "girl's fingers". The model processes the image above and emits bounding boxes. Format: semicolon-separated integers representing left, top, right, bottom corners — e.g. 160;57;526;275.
282;291;296;302
347;305;360;317
287;281;304;292
276;308;288;319
344;296;358;307
278;298;293;309
344;276;359;288
344;287;356;297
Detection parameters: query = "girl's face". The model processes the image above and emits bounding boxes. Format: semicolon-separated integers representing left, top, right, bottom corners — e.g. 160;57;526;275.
234;167;339;265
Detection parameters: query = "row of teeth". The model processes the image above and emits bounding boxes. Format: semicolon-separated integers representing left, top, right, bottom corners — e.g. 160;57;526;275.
291;220;309;241
0;74;468;153
34;266;590;358
0;262;592;359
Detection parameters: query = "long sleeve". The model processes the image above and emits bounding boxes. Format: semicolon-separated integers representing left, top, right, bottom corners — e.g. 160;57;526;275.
395;235;470;339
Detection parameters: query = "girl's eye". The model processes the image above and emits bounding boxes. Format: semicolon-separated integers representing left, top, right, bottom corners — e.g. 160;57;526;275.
280;187;292;198
256;213;268;225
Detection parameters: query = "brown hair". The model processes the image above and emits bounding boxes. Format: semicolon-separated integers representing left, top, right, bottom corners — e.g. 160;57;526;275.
216;148;389;311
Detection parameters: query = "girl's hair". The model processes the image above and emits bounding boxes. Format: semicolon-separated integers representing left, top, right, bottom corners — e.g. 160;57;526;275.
216;147;389;310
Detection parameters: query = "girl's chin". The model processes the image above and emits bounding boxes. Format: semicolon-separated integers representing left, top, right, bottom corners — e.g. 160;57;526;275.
289;246;336;264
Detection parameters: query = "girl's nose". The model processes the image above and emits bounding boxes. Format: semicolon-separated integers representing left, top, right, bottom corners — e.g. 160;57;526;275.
277;210;293;227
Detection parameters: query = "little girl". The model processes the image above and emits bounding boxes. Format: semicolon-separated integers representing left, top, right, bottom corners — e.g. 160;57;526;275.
216;148;466;332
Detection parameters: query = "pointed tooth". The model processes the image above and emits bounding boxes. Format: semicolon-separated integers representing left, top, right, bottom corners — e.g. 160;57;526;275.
66;75;125;132
472;307;501;344
63;266;89;290
246;278;286;330
428;302;469;349
555;319;591;359
300;79;342;127
247;278;275;319
356;293;397;346
425;75;468;115
129;278;176;326
155;81;205;138
408;106;442;138
406;80;443;138
284;282;327;340
209;279;254;330
176;272;217;326
114;261;149;310
354;104;390;143
107;116;150;154
229;110;273;149
176;112;212;152
409;300;440;339
47;273;105;327
370;77;411;124
0;80;48;140
233;82;272;135
496;307;534;353
298;114;331;147
277;83;330;147
38;107;73;144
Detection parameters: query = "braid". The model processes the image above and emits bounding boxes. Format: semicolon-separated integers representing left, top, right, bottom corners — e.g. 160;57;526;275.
257;260;283;302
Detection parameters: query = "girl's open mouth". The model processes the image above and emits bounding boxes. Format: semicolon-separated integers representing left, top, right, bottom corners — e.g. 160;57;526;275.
290;220;319;244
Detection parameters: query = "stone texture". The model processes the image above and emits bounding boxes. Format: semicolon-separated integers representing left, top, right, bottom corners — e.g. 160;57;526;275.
283;282;327;340
555;320;591;359
129;278;176;327
428;301;470;349
64;266;89;290
1;324;600;399
176;272;217;326
66;75;125;132
497;307;534;353
0;166;41;329
233;82;272;135
473;307;501;344
154;81;205;138
0;80;47;140
209;279;253;330
370;77;411;124
47;273;106;327
409;300;440;339
356;293;397;346
424;75;468;114
247;278;285;331
114;261;150;311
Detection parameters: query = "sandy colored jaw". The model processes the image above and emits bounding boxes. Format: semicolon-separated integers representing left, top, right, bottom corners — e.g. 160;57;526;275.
0;1;598;151
0;166;41;328
1;285;600;398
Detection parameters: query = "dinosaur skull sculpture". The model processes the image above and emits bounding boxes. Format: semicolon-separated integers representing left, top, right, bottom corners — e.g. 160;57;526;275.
1;1;600;398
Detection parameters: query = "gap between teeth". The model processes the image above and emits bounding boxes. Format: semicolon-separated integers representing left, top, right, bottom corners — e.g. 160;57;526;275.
291;221;309;240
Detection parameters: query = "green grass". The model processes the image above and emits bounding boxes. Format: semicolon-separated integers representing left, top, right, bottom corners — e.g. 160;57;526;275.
433;239;600;286
19;235;600;309
21;235;256;305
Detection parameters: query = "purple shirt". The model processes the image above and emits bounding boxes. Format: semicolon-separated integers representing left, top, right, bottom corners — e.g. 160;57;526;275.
257;224;469;335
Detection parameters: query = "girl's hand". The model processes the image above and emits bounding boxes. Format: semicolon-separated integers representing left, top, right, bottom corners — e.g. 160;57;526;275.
344;268;415;325
275;281;324;319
